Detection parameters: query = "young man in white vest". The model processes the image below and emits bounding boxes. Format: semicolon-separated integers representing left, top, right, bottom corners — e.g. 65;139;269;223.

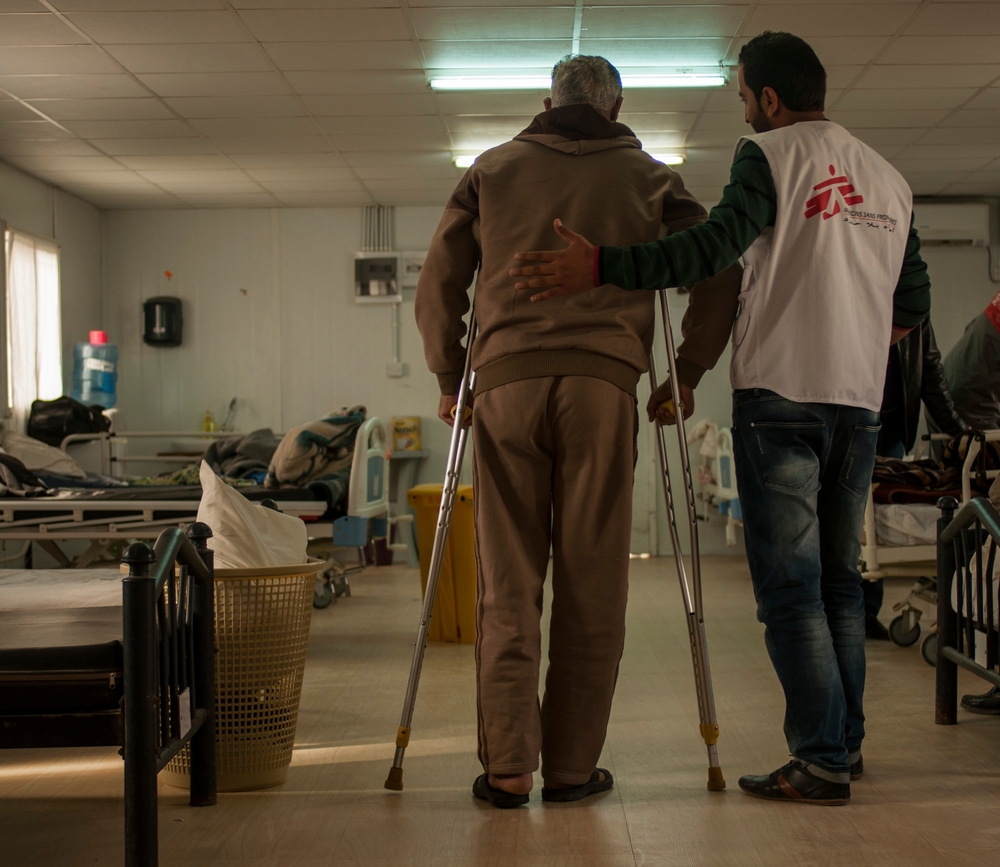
509;31;932;806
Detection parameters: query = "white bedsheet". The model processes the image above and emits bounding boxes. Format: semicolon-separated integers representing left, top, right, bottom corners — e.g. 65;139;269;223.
0;569;121;611
874;503;939;547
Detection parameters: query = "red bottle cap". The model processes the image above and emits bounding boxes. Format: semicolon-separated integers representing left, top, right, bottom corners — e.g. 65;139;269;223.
90;330;108;345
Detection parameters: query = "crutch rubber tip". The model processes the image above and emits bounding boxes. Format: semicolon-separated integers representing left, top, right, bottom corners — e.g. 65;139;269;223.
707;767;726;791
384;767;404;791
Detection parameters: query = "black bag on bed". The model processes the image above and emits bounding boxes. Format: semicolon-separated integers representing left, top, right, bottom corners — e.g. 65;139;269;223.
27;396;111;448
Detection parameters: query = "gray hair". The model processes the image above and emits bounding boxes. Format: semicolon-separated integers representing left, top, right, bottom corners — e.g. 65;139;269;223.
550;55;623;114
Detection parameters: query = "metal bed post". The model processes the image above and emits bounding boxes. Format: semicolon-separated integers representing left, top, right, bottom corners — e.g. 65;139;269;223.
122;542;159;867
934;496;959;725
187;522;217;807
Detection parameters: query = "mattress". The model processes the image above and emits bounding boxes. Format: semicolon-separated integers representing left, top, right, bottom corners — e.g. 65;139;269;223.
874;503;939;548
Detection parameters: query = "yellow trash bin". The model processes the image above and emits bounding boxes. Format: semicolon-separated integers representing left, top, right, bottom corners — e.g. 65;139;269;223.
408;483;476;644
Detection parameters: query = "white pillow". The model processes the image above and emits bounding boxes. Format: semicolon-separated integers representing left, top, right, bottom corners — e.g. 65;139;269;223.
1;430;87;479
196;461;307;569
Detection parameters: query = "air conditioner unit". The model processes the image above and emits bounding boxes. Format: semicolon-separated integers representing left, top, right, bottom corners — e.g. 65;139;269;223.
912;201;990;247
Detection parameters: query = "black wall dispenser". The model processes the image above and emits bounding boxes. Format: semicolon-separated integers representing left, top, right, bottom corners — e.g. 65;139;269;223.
143;296;183;347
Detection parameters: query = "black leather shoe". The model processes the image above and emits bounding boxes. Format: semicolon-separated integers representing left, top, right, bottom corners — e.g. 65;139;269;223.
738;760;850;806
961;686;1000;715
850;754;863;780
865;618;890;640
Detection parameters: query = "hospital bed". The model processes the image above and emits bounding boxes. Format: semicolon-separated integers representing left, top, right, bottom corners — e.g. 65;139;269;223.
0;524;218;866
0;419;400;608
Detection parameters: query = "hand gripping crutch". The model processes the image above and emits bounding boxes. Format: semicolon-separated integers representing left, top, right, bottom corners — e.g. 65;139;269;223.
385;304;477;792
650;290;725;791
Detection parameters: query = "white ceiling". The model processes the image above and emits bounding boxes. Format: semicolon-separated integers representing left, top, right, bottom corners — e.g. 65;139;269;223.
0;0;999;210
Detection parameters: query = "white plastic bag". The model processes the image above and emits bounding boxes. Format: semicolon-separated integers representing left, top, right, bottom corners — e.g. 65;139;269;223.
196;461;307;569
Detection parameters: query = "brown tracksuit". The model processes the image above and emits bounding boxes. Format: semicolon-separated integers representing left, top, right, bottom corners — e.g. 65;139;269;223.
415;103;742;786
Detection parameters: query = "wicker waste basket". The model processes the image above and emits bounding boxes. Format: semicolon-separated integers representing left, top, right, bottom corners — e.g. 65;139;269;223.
164;560;322;792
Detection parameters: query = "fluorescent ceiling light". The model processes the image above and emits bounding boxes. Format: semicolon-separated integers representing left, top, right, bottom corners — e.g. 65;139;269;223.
454;154;478;168
431;70;726;91
650;153;685;165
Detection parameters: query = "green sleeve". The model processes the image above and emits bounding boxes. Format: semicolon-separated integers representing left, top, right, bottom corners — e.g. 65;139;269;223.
600;141;776;291
892;213;931;329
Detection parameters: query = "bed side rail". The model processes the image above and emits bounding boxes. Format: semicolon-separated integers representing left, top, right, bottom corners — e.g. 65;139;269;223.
935;496;1000;725
121;523;217;867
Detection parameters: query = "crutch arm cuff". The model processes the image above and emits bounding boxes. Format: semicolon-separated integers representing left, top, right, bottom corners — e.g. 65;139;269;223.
675;355;706;388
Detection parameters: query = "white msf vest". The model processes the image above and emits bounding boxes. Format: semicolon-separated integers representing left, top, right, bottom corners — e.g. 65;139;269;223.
730;121;912;411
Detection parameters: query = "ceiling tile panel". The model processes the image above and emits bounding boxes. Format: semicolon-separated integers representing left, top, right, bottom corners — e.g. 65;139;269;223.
857;64;1000;89
274;191;373;207
892;157;993;173
263;41;421;72
62;119;197;138
237;9;410;42
173;192;282;206
745;3;918;36
941;181;1000;196
227;152;347;167
0;74;150;99
836;89;977;111
620;112;697;132
136;168;258;185
51;2;227;10
581;6;745;39
0;12;87;45
342;151;454;167
317;115;445;135
921;127;1000;144
422;39;573;68
256;179;366;192
26;98;175;120
0;46;121;75
682;130;745;148
851;128;925;147
0;138;102;156
880;36;1000;65
411;7;573;40
190;117;320;136
0;99;39;121
232;0;399;7
243;166;356;181
302;93;438;116
576;38;732;67
116;155;234;170
284;70;428;94
445;115;534;138
435;92;548;116
136;72;289;97
163;95;307;117
906;3;1000;35
826;109;950;128
966;89;1000;110
105;43;274;74
95;137;220;155
730;35;890;66
407;0;568;5
352;164;459;180
67;12;250;44
209;135;336;152
899;144;1000;160
0;120;75;139
939;110;1000;128
329;133;450;152
5;154;124;172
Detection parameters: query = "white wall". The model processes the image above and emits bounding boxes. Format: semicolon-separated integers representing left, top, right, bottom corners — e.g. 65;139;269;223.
101;205;458;488
0;159;103;393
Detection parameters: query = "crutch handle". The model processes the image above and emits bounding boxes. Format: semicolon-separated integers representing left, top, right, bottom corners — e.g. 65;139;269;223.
659;398;684;416
450;404;473;423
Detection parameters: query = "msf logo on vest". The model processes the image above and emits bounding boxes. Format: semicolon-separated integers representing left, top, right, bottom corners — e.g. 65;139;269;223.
804;165;864;220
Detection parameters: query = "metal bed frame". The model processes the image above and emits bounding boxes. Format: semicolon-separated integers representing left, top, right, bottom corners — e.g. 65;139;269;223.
935;495;1000;724
0;523;218;867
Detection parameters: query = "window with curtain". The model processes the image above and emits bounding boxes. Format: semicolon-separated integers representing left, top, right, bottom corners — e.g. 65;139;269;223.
3;228;62;432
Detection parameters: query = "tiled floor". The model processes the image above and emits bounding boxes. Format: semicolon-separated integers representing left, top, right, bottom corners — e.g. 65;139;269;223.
2;557;999;865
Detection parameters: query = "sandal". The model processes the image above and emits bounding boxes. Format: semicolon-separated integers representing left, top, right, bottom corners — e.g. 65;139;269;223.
472;773;530;808
541;768;614;802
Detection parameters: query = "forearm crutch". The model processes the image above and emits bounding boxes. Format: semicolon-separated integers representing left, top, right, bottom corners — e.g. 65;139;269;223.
385;304;478;792
649;290;725;791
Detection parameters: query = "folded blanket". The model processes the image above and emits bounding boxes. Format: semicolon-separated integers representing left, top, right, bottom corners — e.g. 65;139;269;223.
0;453;47;497
203;428;281;479
265;407;365;512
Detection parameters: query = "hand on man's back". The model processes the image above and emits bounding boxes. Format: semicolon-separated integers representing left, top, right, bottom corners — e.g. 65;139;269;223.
510;219;597;301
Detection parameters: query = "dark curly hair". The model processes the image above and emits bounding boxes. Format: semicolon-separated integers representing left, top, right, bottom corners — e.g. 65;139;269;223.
738;31;826;112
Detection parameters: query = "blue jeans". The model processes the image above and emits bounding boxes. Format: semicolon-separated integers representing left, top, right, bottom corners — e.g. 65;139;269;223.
732;389;880;780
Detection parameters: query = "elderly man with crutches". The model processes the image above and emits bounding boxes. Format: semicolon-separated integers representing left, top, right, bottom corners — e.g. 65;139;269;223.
406;55;741;808
511;32;933;805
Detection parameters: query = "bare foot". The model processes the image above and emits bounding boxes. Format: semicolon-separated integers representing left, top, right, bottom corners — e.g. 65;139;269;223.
488;772;533;795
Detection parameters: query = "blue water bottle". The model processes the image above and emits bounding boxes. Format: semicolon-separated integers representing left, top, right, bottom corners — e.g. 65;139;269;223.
71;330;118;408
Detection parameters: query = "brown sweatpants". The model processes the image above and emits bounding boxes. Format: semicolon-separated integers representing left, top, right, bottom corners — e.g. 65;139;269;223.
472;375;637;787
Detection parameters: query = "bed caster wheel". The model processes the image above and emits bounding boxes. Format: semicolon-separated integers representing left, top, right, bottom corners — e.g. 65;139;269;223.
313;577;334;609
330;570;350;598
889;614;920;647
921;633;937;667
